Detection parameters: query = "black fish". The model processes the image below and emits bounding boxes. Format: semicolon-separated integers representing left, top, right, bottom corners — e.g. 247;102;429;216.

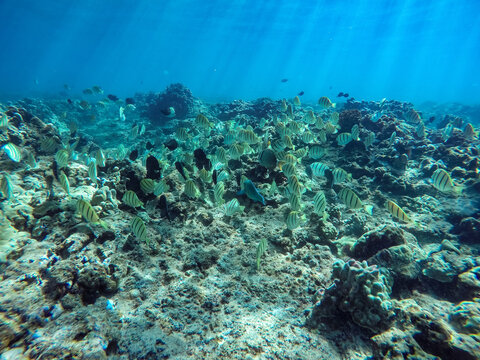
160;108;173;116
212;169;217;185
324;169;334;189
280;78;288;83
297;91;304;96
67;99;73;104
125;97;135;105
146;141;154;151
159;194;171;221
193;148;212;171
337;92;344;97
146;155;161;180
107;94;119;101
129;149;138;161
175;161;187;180
164;138;178;151
343;93;349;98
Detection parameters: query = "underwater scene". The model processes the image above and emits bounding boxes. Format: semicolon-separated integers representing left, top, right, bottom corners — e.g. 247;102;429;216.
1;1;480;359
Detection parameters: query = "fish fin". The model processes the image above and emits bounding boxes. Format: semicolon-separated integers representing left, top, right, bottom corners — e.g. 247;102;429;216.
99;220;109;230
364;205;374;215
239;205;245;213
453;185;464;195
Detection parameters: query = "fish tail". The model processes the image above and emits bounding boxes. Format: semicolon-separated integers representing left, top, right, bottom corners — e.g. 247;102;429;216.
332;103;336;108
99;220;109;230
364;205;374;215
453;185;464;195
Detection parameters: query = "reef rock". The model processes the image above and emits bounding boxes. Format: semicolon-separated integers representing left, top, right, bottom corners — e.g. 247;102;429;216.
307;259;394;332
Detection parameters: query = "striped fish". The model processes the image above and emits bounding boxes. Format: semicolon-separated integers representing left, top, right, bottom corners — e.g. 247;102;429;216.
317;130;327;143
0;113;8;129
281;163;296;178
416;123;426;139
55;149;69;169
224;130;236;145
309;144;327;159
229;144;244;160
195;114;213;129
385;200;411;223
256;238;268;271
223;198;244;216
293;96;301;106
281;99;288;112
214;181;225;205
289;193;302;211
286;104;294;119
294;147;308;158
311;162;329;177
337;133;352;146
324;122;337;134
216;169;229;182
318;96;335;109
40;137;60;153
332;168;351;184
122;190;144;207
389;131;396;146
338;188;372;214
140;178;155;194
131;216;148;243
315;116;325;130
330;112;340;124
0;173;13;200
76;199;108;229
2;143;22;162
442;123;453;142
364;132;375;147
215;147;228;164
313;191;326;216
303;110;316;124
405;109;421;124
284;154;297;164
176;127;190;141
288;175;302;195
271;139;285;153
95;149;106;167
184;179;199;199
286;211;305;230
283;135;294;150
238;129;260;144
432;169;460;193
464;123;477;139
288;121;302;134
88;159;97;184
351;124;360;141
58;171;70;195
153;179;169;196
199;168;211;183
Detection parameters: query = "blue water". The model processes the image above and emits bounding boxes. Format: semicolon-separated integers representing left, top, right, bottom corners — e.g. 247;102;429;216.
0;0;479;104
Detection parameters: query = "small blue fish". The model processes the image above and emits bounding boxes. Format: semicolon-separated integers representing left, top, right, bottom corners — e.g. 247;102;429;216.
238;180;266;205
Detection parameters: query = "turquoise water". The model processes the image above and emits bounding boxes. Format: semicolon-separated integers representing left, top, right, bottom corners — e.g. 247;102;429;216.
0;0;479;104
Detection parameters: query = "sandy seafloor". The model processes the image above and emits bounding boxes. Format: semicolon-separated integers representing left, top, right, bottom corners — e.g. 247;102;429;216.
1;85;480;359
